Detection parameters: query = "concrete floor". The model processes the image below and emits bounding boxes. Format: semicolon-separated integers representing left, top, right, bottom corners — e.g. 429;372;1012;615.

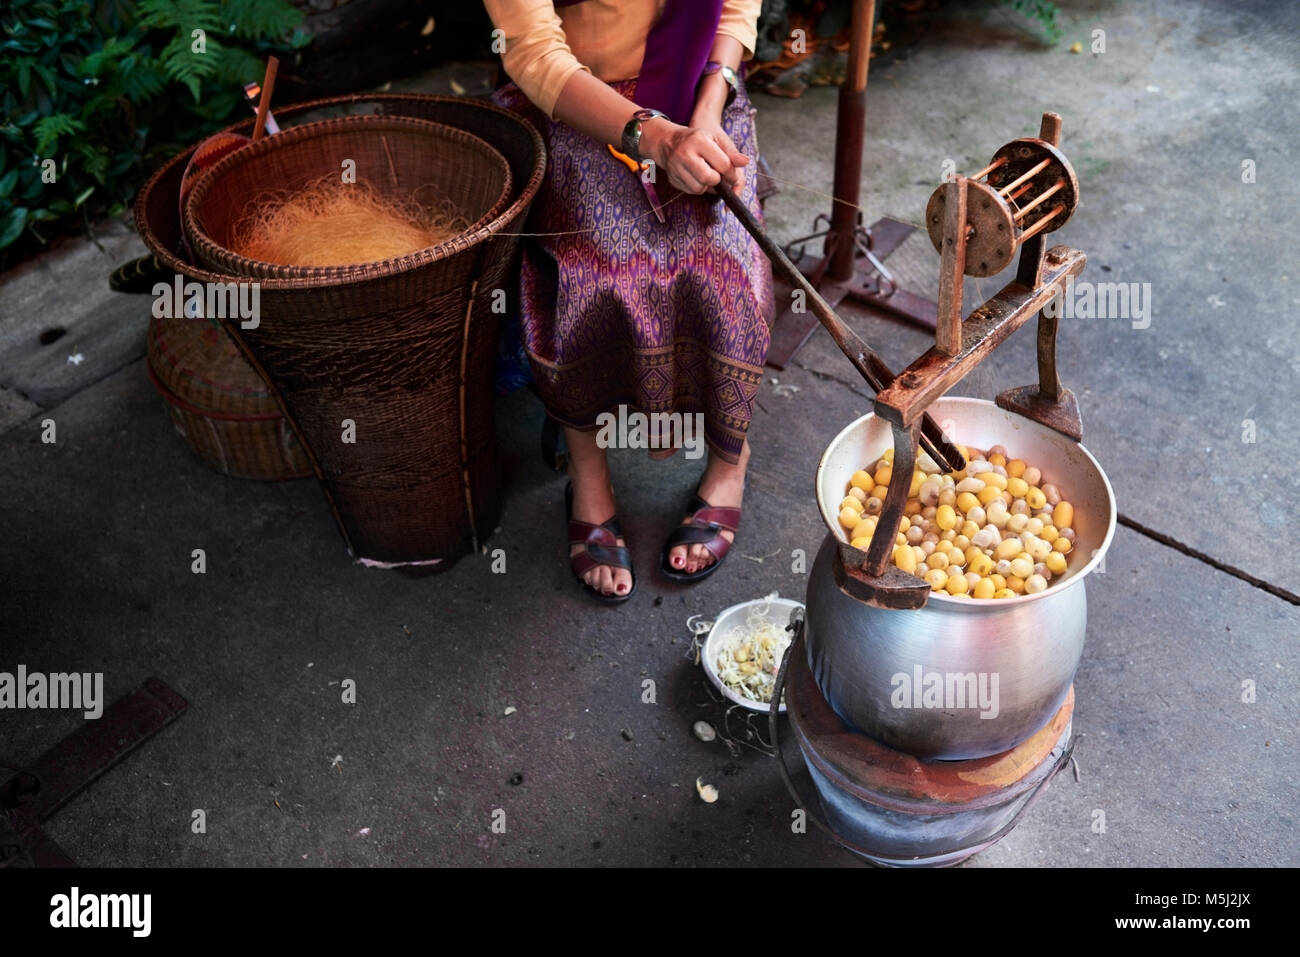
1;0;1297;866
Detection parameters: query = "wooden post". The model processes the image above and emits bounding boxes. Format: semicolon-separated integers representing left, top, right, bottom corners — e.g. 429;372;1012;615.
826;0;875;282
1038;111;1062;146
935;178;967;356
1035;111;1063;399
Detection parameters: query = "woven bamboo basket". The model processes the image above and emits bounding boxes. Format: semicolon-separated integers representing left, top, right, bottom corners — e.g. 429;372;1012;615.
176;114;522;566
183;115;512;279
146;311;312;480
135;94;546;566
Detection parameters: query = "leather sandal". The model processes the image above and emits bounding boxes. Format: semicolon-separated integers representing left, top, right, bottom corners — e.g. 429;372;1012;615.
566;482;636;604
659;485;741;583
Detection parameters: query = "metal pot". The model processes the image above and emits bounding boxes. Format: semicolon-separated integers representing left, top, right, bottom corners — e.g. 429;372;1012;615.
805;397;1115;759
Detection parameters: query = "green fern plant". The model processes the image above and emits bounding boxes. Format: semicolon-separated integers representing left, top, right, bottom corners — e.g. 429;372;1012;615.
138;0;222;99
1;0;309;267
999;0;1063;42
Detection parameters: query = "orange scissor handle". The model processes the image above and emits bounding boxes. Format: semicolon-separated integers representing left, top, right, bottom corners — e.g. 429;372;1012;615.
607;143;644;173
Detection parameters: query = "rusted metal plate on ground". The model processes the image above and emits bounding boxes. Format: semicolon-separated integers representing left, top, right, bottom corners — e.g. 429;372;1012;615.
1;678;187;824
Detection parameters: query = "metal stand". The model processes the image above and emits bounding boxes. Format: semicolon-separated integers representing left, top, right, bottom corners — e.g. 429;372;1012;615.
767;0;937;370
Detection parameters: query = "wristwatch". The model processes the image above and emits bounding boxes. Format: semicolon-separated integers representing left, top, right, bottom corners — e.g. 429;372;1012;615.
620;108;668;161
700;61;740;106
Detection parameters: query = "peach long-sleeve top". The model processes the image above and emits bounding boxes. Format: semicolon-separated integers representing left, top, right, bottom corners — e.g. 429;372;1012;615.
483;0;763;119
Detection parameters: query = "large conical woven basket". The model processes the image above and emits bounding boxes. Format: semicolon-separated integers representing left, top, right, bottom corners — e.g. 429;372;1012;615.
135;95;546;566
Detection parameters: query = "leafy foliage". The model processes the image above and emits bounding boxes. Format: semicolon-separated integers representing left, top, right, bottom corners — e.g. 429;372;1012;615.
1;0;310;268
999;0;1063;42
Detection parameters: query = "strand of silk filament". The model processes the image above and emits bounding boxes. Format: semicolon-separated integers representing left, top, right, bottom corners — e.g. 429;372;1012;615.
232;177;470;267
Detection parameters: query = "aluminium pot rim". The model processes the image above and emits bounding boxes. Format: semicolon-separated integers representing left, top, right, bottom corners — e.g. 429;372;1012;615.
816;397;1116;609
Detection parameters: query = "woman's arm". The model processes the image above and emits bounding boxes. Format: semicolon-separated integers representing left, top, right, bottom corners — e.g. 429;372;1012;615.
690;34;745;131
551;70;746;196
487;0;748;196
684;34;748;192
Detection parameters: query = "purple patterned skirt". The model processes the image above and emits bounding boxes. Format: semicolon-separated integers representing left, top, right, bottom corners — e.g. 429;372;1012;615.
492;78;774;464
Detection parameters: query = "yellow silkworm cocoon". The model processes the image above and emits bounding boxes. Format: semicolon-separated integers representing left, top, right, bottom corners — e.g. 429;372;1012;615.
936;505;957;530
893;544;917;574
995;538;1023;560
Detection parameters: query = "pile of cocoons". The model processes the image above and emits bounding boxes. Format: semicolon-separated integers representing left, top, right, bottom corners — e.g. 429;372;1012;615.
838;443;1079;599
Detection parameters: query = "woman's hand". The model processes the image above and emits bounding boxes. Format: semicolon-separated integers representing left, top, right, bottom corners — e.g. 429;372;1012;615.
639;117;748;195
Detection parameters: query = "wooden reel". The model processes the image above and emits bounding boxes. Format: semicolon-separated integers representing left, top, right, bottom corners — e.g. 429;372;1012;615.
925;136;1079;278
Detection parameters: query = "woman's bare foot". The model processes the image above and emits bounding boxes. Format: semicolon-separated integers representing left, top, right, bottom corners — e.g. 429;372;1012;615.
667;439;751;575
565;428;633;598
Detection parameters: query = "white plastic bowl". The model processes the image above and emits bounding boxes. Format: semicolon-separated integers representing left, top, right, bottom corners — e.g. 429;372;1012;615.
702;597;804;713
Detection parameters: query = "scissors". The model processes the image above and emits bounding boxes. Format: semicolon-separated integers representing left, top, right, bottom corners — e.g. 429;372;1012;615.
607;145;667;223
